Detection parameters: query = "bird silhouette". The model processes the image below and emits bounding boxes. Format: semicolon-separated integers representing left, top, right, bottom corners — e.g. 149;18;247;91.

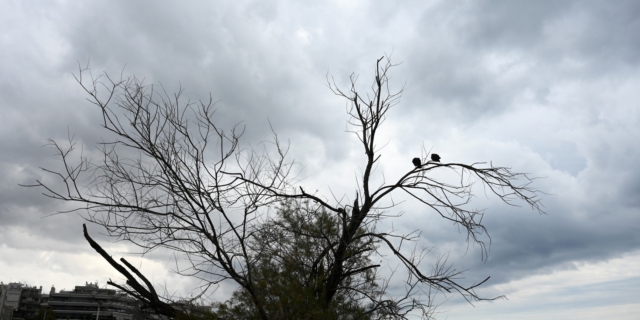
412;157;421;167
431;154;441;162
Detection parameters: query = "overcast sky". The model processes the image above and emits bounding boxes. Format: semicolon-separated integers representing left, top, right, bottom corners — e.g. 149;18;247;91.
1;0;639;319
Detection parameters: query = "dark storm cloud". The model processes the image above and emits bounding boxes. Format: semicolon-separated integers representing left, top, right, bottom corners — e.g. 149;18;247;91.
47;1;365;173
397;0;640;127
384;2;640;294
462;198;640;283
1;0;639;315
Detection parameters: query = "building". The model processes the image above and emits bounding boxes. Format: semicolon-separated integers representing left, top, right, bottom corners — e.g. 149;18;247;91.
45;282;137;320
0;282;17;320
12;285;42;320
0;281;214;320
0;282;42;320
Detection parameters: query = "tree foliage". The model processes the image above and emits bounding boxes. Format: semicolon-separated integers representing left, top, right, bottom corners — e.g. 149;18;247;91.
211;200;381;319
34;307;56;320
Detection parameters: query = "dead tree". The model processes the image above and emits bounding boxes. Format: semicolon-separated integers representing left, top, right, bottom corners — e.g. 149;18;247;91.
228;57;543;316
24;64;292;320
321;57;542;309
25;57;543;319
82;224;178;318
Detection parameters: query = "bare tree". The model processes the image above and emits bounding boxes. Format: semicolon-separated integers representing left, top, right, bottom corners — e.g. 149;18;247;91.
317;57;543;314
25;56;543;319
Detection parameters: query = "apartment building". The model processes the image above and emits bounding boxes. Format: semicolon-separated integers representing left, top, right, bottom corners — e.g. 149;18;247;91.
0;283;42;320
1;281;212;320
1;281;143;320
45;282;137;320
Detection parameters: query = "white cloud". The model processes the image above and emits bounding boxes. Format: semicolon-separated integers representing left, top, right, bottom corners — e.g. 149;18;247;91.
446;250;640;319
296;28;311;44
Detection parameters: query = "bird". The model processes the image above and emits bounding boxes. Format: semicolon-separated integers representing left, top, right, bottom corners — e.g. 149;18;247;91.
412;157;421;167
431;154;441;162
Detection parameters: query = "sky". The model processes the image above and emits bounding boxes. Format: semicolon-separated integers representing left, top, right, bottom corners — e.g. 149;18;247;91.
1;0;639;318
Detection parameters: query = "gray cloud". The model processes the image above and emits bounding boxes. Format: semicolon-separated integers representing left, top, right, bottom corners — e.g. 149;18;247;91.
1;0;639;317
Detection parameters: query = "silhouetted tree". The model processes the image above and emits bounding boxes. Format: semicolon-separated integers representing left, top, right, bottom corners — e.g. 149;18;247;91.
34;307;56;320
26;56;543;319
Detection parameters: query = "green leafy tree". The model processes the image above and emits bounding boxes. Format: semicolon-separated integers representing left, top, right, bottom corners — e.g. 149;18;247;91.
211;200;382;319
34;307;56;320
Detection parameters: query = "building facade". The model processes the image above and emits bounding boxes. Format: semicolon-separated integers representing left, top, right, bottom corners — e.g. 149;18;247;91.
45;282;136;320
0;281;213;320
0;283;42;320
1;282;143;320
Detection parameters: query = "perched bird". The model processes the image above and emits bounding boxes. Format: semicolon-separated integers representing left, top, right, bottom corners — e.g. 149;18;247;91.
431;154;441;162
412;157;421;167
